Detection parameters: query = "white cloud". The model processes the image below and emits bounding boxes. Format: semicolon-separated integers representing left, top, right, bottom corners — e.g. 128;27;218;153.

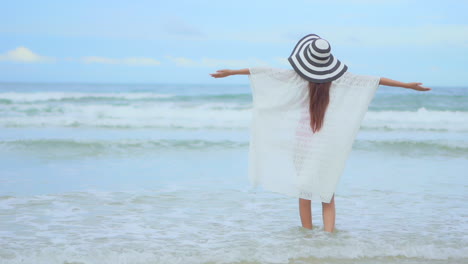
0;46;56;63
0;49;162;66
165;56;270;68
164;56;198;67
80;56;161;66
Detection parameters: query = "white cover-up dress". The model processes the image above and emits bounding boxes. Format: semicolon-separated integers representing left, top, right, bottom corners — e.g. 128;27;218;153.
247;67;380;203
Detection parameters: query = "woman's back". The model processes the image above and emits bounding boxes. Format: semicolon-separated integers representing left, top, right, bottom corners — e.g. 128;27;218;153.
247;67;380;203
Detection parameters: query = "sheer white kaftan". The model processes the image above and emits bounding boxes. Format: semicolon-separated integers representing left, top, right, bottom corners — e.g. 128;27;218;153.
247;67;380;203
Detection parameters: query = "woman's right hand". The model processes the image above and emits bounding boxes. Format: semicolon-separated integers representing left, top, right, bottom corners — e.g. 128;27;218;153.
379;77;431;91
210;69;232;78
405;82;431;91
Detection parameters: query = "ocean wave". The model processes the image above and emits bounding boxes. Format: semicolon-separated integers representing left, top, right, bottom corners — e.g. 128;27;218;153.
1;138;467;157
2;90;467;112
354;139;468;157
370;93;468;111
362;108;468;132
1;105;467;132
0;103;252;129
0;92;175;103
0;139;248;152
0;91;252;104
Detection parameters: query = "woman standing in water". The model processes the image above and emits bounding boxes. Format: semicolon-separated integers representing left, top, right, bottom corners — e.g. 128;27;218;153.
210;34;431;232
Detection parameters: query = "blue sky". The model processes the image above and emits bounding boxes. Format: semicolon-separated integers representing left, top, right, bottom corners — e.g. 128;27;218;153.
1;0;467;85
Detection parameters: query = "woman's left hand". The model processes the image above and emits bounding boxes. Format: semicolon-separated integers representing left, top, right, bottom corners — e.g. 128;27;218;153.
210;69;232;78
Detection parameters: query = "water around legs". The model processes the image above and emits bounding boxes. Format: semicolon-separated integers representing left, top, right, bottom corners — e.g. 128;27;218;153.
299;194;335;232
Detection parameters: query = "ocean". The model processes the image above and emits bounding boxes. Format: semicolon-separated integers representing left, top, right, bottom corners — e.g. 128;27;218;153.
0;81;467;264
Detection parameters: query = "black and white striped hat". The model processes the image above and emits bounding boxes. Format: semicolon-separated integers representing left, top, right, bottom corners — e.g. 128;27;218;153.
288;34;348;83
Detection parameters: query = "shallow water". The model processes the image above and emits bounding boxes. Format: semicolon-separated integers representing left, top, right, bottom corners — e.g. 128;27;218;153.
0;83;467;263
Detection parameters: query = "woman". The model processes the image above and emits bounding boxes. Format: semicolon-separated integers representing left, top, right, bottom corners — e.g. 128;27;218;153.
210;34;430;232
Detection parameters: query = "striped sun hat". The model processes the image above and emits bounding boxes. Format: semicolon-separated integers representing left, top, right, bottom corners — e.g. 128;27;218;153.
288;34;348;83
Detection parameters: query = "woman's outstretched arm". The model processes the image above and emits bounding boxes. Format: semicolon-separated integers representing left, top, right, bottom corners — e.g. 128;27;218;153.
210;68;250;78
379;77;431;91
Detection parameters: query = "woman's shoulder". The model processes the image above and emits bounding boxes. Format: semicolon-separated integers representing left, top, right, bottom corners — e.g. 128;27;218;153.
249;66;294;74
334;71;380;86
250;66;306;83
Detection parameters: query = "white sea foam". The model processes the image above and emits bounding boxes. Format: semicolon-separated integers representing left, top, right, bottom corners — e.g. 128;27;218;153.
0;103;252;129
1;190;467;264
362;107;468;131
1;103;467;131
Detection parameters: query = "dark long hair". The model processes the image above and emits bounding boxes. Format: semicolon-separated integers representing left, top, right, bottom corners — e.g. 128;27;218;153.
308;81;332;133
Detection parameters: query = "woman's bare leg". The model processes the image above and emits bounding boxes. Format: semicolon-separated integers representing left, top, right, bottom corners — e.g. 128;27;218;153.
299;198;312;229
322;194;335;232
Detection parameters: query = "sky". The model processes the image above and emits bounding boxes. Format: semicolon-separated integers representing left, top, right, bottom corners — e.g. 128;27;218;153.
1;0;467;86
